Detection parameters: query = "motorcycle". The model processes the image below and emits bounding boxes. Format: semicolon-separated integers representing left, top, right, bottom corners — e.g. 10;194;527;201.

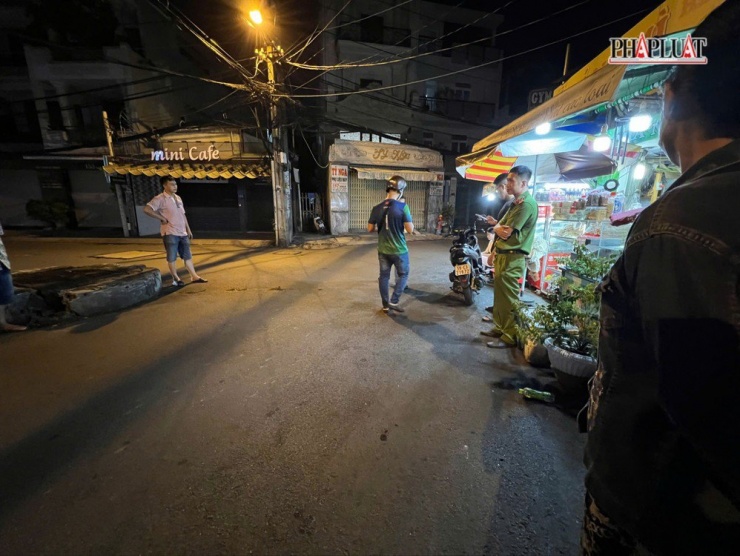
448;215;488;306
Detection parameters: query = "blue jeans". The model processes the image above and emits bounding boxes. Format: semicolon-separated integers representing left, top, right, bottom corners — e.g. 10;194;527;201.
163;234;192;262
0;262;14;305
378;252;409;306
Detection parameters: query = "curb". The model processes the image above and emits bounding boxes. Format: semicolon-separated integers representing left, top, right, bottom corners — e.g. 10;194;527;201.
10;265;163;324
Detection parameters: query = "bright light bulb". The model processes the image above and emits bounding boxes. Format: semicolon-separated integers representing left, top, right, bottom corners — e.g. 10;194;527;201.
487;194;495;201
249;10;263;25
593;135;612;152
535;122;551;135
629;114;652;132
633;163;647;180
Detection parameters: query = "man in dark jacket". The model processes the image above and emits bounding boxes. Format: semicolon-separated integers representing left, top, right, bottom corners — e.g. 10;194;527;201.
581;3;740;554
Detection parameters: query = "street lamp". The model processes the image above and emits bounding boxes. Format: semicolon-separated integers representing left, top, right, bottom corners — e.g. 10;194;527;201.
248;10;263;25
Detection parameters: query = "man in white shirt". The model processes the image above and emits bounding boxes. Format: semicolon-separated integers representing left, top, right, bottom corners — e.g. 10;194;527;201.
0;220;27;331
144;177;207;287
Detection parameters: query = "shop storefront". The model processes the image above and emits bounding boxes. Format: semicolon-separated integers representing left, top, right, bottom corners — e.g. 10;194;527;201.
328;140;445;234
0;147;119;229
456;0;721;291
103;128;271;236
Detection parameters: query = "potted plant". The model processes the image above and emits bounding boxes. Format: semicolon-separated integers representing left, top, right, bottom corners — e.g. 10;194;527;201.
440;202;455;234
513;301;551;368
523;245;611;384
561;243;616;284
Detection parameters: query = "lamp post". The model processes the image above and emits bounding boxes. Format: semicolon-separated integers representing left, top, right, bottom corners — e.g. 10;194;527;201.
251;8;289;247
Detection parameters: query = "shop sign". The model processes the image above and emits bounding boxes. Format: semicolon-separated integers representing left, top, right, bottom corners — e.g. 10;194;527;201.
528;88;554;110
330;164;348;193
330;140;443;169
151;145;221;162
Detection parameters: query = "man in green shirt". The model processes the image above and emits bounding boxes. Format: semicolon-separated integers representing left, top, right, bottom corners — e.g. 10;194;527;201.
481;165;538;348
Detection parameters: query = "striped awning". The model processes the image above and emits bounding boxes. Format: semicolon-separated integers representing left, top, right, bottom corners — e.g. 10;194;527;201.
462;151;518;182
103;160;270;180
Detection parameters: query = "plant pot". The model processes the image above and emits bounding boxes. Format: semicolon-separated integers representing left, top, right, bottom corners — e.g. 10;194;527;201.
524;339;550;368
553;369;591;394
544;338;597;378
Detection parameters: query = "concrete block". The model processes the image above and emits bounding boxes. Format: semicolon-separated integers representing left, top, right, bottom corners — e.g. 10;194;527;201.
62;268;162;317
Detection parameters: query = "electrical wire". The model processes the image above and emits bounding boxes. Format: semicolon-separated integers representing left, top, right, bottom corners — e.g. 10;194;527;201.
284;0;479;79
285;0;353;61
325;0;414;32
297;124;330;168
290;70;499;130
282;0;470;87
287;0;589;90
288;0;587;72
103;56;254;92
299;100;488;140
278;8;650;99
146;0;271;97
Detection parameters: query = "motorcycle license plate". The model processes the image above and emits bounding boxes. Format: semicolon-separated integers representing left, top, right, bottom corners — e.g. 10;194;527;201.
455;263;471;276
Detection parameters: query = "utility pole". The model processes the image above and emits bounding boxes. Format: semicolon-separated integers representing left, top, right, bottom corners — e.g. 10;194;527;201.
562;43;571;82
257;44;289;247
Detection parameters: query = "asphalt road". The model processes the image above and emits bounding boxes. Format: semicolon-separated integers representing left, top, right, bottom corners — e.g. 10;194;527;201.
0;237;585;555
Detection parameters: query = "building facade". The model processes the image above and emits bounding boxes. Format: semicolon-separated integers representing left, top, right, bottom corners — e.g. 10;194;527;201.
310;0;508;231
0;0;276;235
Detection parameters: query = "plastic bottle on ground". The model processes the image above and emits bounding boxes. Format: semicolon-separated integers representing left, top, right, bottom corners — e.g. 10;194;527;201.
518;387;555;403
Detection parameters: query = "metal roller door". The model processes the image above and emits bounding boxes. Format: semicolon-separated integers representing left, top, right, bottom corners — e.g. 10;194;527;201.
348;172;428;231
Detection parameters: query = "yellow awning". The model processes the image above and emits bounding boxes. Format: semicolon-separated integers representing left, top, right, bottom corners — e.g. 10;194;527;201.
555;0;725;96
472;64;626;153
103;161;270;180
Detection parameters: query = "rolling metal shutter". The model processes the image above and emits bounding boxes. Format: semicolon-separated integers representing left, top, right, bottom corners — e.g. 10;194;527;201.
348;172;428;231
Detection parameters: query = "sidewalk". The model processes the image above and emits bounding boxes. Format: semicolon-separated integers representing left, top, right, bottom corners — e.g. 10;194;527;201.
4;229;448;249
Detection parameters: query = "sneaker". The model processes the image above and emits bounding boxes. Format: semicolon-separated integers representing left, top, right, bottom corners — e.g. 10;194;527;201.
388;302;405;313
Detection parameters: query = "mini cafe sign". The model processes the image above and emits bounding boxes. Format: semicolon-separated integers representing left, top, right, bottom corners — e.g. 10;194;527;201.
151;145;222;162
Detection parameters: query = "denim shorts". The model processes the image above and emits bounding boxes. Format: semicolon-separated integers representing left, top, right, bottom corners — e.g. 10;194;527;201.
0;263;14;305
163;234;192;262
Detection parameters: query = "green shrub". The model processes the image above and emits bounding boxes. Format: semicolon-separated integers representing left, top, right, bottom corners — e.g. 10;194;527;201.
559;243;617;281
26;199;70;228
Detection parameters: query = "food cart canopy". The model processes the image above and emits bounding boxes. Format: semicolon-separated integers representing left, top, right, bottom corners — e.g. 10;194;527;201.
472;64;626;155
458;146;616;183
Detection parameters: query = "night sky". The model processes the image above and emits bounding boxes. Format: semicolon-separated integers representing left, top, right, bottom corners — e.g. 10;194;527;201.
180;0;659;114
449;0;657;112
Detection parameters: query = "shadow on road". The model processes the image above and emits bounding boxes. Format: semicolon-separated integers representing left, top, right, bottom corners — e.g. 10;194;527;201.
0;245;360;527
